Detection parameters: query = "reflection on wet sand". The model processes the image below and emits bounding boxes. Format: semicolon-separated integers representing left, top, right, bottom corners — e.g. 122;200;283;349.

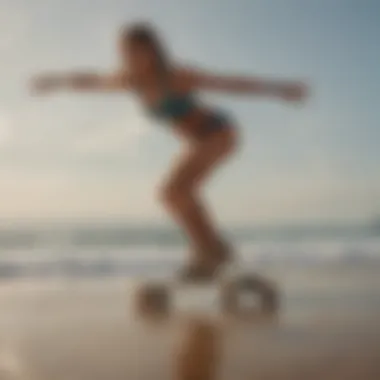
175;318;222;380
0;269;380;380
175;318;380;380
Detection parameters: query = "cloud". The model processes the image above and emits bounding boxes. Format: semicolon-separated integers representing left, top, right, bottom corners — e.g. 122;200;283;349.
0;111;12;146
0;167;156;220
0;2;29;52
72;111;151;159
0;97;154;180
0;103;69;155
210;172;380;224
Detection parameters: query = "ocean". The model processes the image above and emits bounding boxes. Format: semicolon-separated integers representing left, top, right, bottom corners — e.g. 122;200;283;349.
0;221;379;280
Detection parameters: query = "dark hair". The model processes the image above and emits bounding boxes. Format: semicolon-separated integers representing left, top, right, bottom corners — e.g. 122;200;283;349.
121;22;169;71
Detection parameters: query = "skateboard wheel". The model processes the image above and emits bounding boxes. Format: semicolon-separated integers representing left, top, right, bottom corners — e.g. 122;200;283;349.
221;274;279;318
135;282;170;318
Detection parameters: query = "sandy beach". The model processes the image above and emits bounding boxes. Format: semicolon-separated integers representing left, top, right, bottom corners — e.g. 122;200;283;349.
1;264;380;380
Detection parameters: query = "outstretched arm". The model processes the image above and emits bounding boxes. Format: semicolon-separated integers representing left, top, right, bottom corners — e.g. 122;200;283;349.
31;70;130;94
181;67;308;102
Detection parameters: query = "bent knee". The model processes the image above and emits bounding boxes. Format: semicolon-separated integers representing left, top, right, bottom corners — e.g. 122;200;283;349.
158;181;193;208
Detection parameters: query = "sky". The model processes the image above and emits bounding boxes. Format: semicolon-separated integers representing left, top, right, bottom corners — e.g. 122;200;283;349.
0;0;379;224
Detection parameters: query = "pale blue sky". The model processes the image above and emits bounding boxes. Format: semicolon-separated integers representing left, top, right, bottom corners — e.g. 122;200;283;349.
0;0;379;223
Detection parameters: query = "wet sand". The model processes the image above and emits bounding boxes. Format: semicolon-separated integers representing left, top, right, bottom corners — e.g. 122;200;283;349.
1;265;380;380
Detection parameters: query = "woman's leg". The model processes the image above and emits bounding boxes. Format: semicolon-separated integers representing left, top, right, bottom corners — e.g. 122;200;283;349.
159;126;238;276
164;180;221;258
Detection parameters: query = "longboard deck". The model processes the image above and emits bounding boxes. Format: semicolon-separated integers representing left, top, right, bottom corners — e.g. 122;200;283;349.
133;267;280;322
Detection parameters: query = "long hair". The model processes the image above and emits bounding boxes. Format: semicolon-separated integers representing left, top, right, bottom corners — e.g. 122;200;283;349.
121;22;169;73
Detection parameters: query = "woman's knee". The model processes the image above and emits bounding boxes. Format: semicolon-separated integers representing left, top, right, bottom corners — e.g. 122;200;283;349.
158;180;192;209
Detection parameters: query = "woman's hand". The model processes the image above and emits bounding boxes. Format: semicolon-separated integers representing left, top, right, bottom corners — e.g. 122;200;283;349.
31;74;62;95
277;82;308;103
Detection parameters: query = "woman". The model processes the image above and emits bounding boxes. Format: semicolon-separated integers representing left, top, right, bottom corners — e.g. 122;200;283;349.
32;23;307;281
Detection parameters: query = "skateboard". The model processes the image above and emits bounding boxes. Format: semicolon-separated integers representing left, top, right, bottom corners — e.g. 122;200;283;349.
134;266;279;321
